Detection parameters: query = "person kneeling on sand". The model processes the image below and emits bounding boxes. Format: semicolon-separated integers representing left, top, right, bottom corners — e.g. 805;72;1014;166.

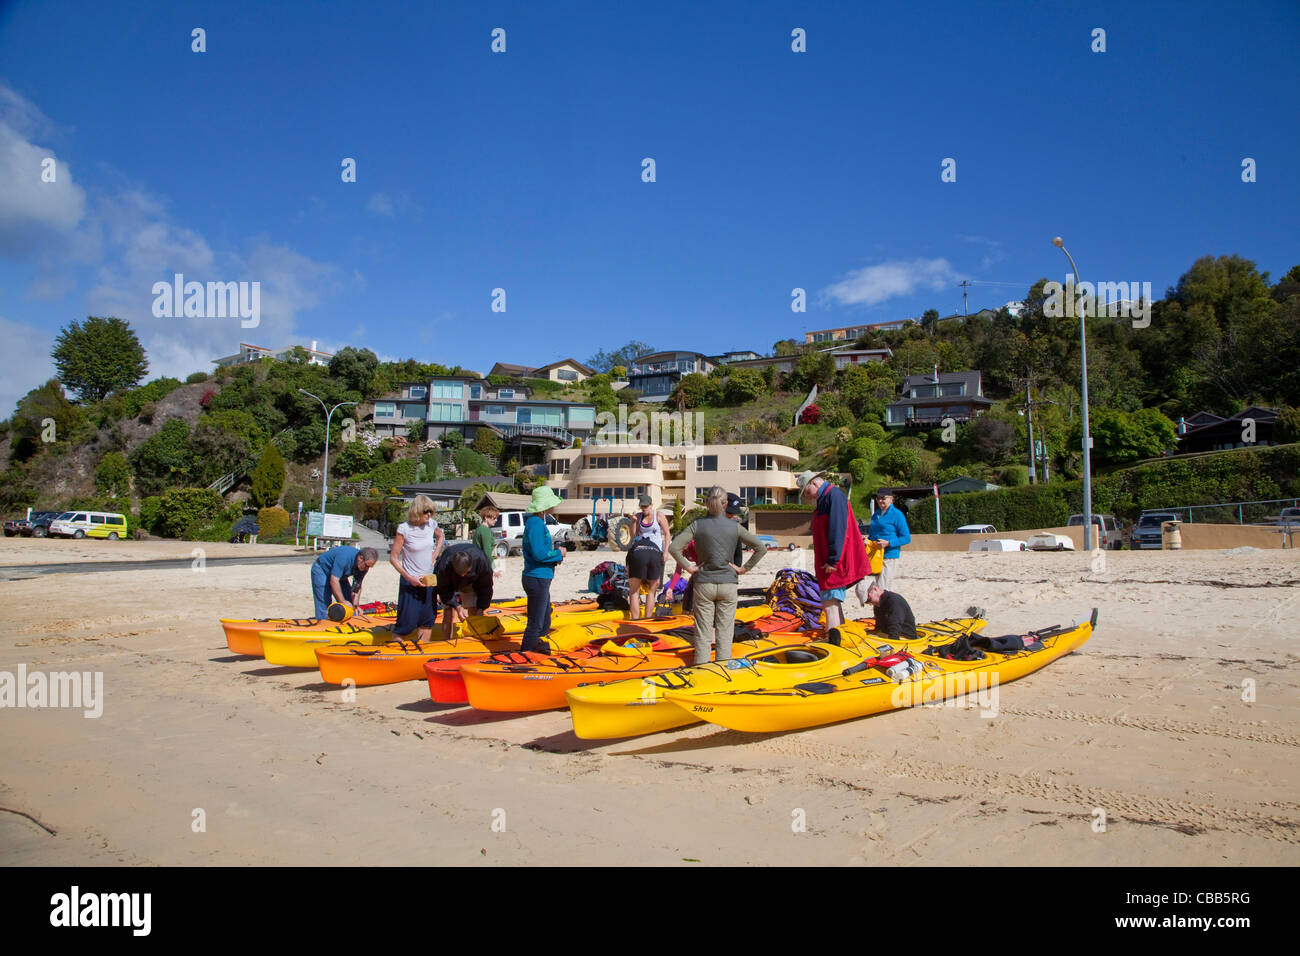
310;545;379;618
864;583;917;641
521;486;566;654
434;542;494;640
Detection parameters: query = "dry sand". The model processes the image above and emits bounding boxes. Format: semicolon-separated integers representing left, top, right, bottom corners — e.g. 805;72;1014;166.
1;537;1297;866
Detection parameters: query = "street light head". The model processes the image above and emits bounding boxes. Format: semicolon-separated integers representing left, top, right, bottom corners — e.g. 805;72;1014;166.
1052;237;1064;248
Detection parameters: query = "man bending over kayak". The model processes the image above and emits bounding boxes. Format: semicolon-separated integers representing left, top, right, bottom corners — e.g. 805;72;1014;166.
864;583;917;641
434;542;495;640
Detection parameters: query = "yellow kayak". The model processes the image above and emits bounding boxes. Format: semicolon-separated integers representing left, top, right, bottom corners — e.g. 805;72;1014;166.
456;607;628;638
663;611;1096;733
260;623;395;667
566;617;987;739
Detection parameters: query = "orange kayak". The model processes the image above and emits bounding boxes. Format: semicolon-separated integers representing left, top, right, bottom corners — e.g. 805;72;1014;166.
221;612;396;657
316;633;518;686
425;633;695;704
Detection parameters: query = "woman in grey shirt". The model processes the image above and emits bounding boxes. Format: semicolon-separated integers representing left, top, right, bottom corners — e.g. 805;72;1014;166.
669;486;766;664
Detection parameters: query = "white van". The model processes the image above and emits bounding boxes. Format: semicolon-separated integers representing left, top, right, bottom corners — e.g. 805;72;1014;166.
48;510;129;540
1067;513;1123;550
491;511;574;558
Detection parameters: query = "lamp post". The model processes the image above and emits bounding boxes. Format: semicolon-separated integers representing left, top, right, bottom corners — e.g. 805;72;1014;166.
299;389;356;519
1052;237;1093;551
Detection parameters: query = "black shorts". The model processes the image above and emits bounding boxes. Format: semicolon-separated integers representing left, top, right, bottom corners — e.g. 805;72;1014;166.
626;546;664;582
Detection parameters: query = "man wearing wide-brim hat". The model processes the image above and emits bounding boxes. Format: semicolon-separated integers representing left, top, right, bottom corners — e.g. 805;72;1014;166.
796;470;869;629
521;485;566;653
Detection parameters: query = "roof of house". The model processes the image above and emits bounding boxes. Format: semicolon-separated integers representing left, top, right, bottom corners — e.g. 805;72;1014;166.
471;491;535;512
900;370;982;391
489;362;537;378
533;358;595;376
396;477;513;497
1181;406;1277;435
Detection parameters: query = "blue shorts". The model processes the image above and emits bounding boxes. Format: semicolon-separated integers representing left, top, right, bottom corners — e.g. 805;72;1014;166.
823;587;847;602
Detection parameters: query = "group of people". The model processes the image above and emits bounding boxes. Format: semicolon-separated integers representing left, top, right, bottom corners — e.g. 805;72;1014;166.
308;471;916;664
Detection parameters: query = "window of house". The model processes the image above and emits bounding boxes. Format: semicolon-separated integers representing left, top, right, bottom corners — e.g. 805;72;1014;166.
406;385;428;400
696;455;717;471
400;403;427;419
431;382;463;400
940;382;965;396
498;388;515;399
375;402;397;417
740;454;773;471
557;369;578;381
740;488;773;505
429;403;463;421
469;385;482;399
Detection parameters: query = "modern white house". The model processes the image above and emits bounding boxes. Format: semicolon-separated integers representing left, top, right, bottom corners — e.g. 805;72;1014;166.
213;341;334;368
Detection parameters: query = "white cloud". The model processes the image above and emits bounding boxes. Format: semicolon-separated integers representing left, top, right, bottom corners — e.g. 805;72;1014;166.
366;192;395;217
0;315;55;418
821;258;963;308
0;83;87;257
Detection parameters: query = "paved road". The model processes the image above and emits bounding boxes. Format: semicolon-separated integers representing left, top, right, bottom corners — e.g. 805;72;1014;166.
0;552;317;582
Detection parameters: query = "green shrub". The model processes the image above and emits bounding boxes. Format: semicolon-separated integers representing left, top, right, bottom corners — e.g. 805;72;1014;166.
853;421;887;443
94;451;131;496
454;447;497;477
250;441;286;507
122;377;183;419
999;465;1030;487
878;447;919;480
257;506;291;539
283;484;315;512
441;431;464;449
847;458;872;485
153;487;224;539
186;371;209;384
128;418;195;495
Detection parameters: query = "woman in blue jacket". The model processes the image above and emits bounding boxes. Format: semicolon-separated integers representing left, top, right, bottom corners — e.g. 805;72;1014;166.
521;486;566;653
864;490;910;593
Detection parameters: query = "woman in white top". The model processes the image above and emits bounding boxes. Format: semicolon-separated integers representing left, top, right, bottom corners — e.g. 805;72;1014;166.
389;494;445;640
626;493;671;619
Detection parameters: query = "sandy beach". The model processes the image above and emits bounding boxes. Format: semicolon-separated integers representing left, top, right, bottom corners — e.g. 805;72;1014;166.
1;537;1297;866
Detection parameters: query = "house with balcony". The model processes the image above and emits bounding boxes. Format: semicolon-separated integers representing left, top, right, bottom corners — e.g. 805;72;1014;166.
372;377;597;452
1176;407;1279;453
804;319;915;344
544;441;799;521
627;351;716;401
885;370;993;428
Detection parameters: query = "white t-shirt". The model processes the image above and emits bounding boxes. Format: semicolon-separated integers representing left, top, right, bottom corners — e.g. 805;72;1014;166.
396;521;437;578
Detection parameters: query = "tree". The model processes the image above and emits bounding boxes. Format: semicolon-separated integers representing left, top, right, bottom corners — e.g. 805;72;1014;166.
10;380;81;460
333;440;375;477
1084;407;1179;465
250;442;286;507
441;430;464;449
52;316;148;402
724;368;765;405
95;452;131;497
472;428;505;459
969;417;1018;464
789;352;835;392
878;446;919;481
327;347;380;394
588;341;654;373
669;373;722;409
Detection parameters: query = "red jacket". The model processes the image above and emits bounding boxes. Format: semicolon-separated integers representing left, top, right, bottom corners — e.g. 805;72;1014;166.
811;482;869;590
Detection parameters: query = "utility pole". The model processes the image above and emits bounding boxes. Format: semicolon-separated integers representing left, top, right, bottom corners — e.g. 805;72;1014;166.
1025;382;1037;484
958;280;971;316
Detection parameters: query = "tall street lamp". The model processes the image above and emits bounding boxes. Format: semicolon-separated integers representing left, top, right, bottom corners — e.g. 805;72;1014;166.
299;389;356;518
1052;237;1093;551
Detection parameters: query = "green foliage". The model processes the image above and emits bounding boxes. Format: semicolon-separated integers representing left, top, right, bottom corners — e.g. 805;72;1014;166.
878;446;920;481
138;496;162;533
420;447;443;478
824;405;855;429
334;439;376;477
587;380;620;414
999;465;1030;487
10;380;81;460
94;451;131;496
364;457;418;491
454;447;497;477
670;373;723;409
472;428;505;459
854;421;887;442
128;418;195;495
1277;406;1300;444
1081;407;1179;465
441;430;464;449
52;316;148;402
186;371;209;384
250;441;286;508
521;377;565;398
968;416;1019;465
788;352;836;392
283;484;315;511
847;458;872;485
120;377;183;420
839;437;879;470
327;347;380;394
406;419;426;443
151;487;224;539
257;506;291;539
724;368;765;405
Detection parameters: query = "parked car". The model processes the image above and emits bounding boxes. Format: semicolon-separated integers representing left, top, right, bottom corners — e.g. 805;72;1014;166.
1027;532;1075;551
1273;507;1300;526
3;516;29;536
48;510;129;540
954;524;998;534
15;511;60;537
492;511;575;559
1067;513;1124;550
1132;512;1179;549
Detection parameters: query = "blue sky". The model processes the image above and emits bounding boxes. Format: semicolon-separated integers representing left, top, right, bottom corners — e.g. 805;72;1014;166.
1;0;1297;415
